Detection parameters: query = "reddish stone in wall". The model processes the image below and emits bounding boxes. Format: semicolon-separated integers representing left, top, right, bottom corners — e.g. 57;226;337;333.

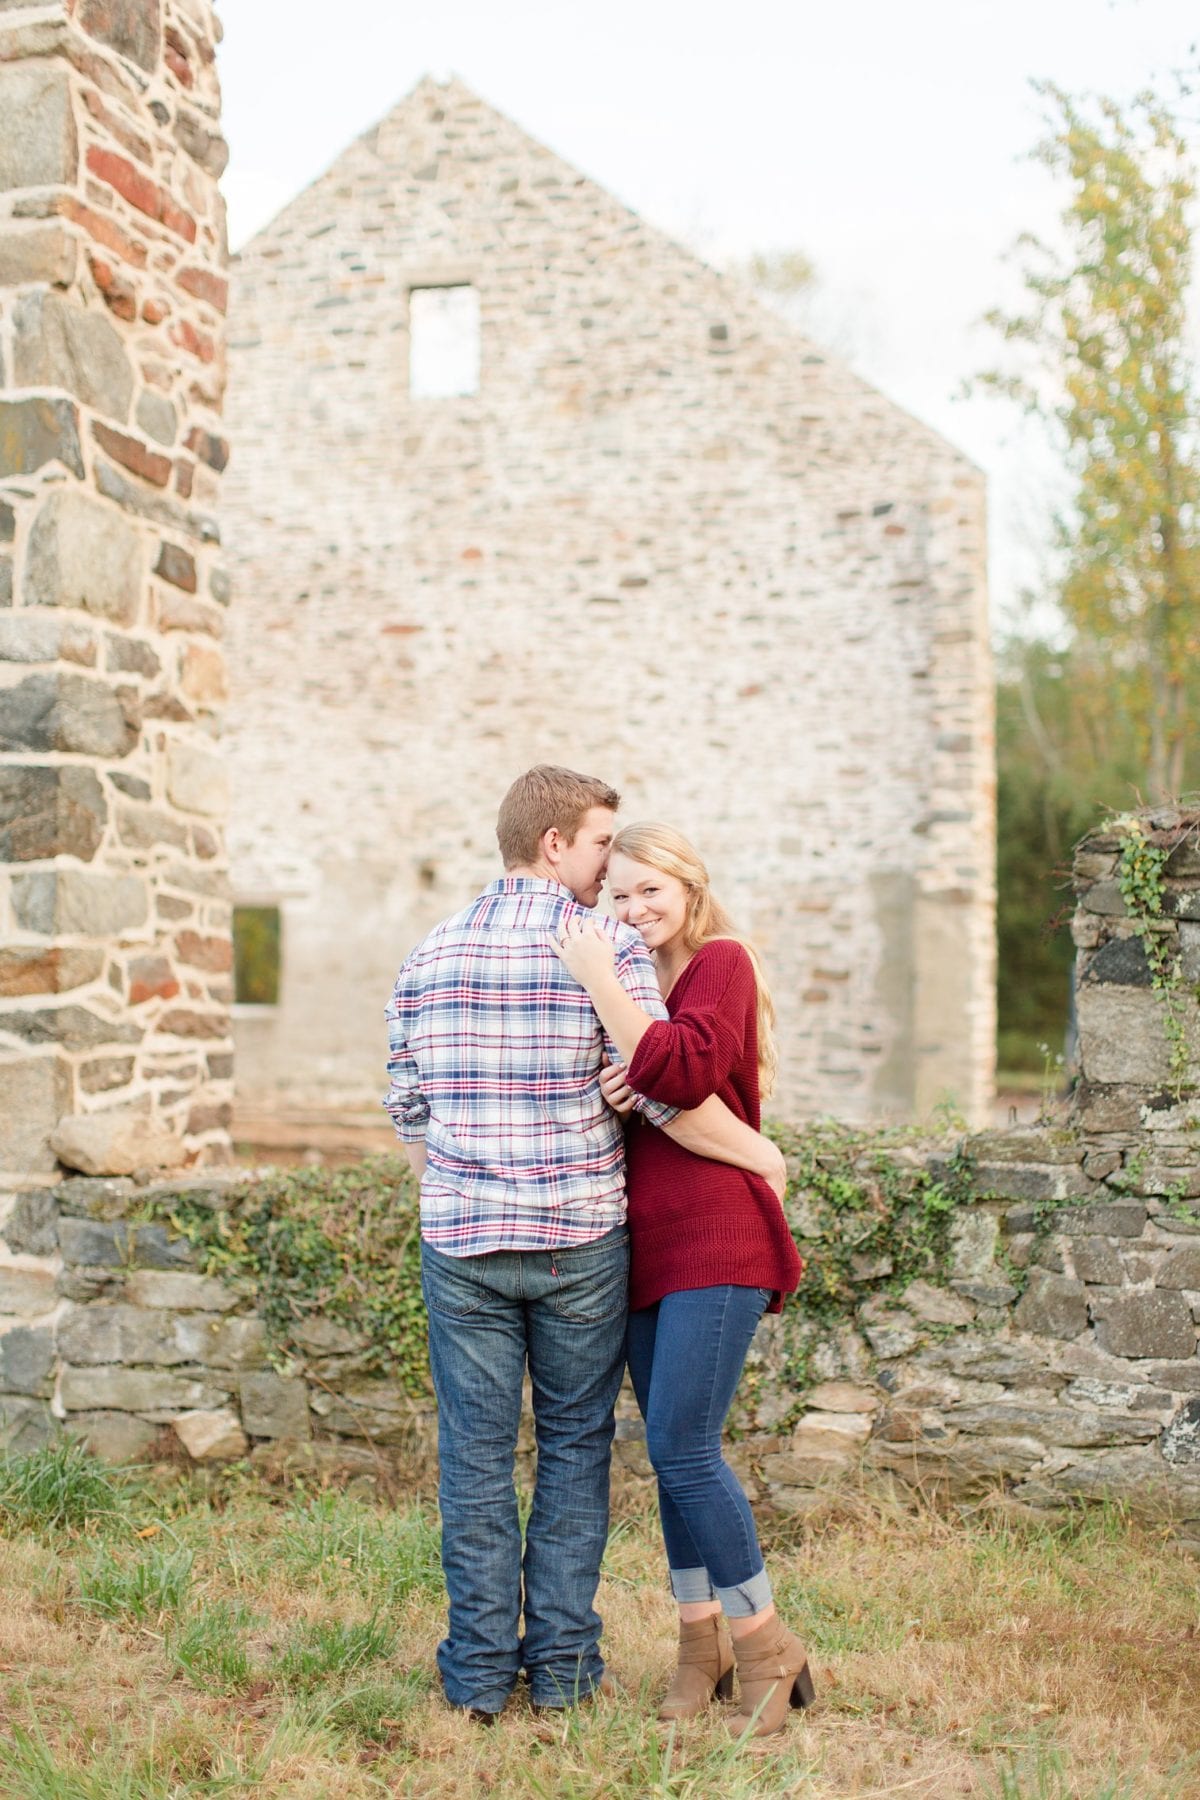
128;954;181;1005
92;421;172;487
177;266;229;314
77;0;162;73
85;146;197;245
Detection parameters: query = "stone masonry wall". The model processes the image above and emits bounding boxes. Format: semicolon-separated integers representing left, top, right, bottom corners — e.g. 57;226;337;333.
221;74;994;1130
1;818;1197;1545
0;0;234;1180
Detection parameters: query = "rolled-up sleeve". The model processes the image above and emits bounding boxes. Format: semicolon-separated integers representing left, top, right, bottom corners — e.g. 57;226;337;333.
383;971;430;1142
626;942;749;1109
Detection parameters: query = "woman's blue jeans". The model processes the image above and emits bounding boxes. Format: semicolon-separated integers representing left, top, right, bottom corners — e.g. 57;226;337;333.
625;1284;773;1618
420;1227;628;1712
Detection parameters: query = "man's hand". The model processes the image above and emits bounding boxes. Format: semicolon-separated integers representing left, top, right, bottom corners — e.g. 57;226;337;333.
552;915;618;987
599;1056;637;1117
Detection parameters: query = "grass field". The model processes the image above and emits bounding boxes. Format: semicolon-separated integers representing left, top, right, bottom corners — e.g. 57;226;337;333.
0;1444;1197;1798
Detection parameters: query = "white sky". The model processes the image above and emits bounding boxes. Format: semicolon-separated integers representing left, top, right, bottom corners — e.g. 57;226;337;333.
216;0;1199;635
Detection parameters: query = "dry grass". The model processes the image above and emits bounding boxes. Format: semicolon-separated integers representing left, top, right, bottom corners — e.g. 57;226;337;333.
0;1456;1196;1798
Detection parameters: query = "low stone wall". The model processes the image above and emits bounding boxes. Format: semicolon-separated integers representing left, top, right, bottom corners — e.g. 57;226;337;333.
1;812;1198;1543
1;1135;1198;1547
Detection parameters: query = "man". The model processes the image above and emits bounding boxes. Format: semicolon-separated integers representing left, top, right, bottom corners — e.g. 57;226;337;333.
385;764;785;1719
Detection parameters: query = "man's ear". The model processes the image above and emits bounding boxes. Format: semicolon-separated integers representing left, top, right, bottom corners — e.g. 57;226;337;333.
541;825;565;869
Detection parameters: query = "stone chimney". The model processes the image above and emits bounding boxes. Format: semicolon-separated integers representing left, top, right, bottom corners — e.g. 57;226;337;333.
0;0;232;1181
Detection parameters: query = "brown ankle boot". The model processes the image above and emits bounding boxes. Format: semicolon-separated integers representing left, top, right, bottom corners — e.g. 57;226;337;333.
728;1614;815;1737
658;1615;735;1721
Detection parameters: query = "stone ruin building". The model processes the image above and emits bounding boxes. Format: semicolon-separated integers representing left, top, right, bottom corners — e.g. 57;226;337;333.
0;0;231;1184
220;76;995;1136
0;19;991;1188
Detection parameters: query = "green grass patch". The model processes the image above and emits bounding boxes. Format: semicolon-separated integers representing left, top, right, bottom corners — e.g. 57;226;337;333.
271;1613;396;1692
76;1540;194;1623
0;1442;128;1535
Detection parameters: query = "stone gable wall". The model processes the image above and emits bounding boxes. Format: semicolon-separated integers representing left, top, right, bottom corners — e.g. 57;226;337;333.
1;818;1197;1544
0;0;233;1180
221;74;994;1128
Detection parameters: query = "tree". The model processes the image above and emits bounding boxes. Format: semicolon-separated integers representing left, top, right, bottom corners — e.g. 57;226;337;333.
981;84;1200;799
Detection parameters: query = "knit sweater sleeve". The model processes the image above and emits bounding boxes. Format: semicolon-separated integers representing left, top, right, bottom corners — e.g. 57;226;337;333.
626;941;754;1109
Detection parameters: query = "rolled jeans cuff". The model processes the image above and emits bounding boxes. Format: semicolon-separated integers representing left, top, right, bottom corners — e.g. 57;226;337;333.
714;1566;773;1619
668;1565;716;1605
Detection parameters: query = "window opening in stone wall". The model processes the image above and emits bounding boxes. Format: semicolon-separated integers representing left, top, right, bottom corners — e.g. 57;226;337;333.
409;284;480;397
233;905;281;1007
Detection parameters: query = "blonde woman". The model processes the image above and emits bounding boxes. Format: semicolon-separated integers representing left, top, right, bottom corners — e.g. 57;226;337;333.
554;824;810;1738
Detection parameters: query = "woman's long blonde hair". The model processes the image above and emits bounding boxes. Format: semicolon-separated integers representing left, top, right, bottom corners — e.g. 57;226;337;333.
611;822;779;1099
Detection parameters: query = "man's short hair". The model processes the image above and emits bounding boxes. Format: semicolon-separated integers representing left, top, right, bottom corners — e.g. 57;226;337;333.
496;765;620;868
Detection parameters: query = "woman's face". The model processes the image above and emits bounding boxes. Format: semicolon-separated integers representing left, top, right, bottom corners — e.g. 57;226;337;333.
607;852;689;957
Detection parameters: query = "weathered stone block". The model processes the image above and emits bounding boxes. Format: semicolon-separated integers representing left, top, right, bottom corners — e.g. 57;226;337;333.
124;1270;240;1311
307;1378;423;1444
1052;1201;1147;1238
0;1324;55;1397
59;1366;230;1413
240;1371;311;1439
902;1279;975;1325
166;741;227;816
56;1213;195;1270
154;541;197;592
65;1410;159;1463
1071;1236;1124;1285
0;225;76;287
136;391;177;447
804;1381;881;1414
0;1395;57;1453
0;1265;57;1316
0;672;137;758
0;397;85;479
25;489;142;625
0;763;107;864
0;1006;140;1053
1078;984;1200;1087
1080;937;1150;987
861;1315;920;1358
12;868;148;937
0;1055;72;1173
0;62;77;190
1;1191;58;1257
947;1400;1159;1448
949;1207;999;1278
1158;1245;1200;1290
12;292;134;421
1117;1165;1200;1201
77;0;161;69
1161;1398;1200;1466
1013;1269;1088;1340
972;1164;1093;1203
1092;1291;1197;1360
172;1408;247;1462
179;1315;266;1370
966;1130;1084;1167
0;947;105;999
863;1433;1046;1496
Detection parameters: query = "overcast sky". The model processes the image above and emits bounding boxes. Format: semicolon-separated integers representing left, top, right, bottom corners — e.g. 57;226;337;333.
216;0;1199;633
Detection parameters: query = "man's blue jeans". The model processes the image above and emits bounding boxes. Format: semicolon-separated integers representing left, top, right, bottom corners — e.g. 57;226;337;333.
420;1227;629;1712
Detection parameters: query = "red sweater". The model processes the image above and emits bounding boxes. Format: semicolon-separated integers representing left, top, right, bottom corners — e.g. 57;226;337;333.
624;938;802;1313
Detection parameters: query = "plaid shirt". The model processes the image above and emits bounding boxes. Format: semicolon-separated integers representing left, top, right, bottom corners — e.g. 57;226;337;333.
384;876;677;1255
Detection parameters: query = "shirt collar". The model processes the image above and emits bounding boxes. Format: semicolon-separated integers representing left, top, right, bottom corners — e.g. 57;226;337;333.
484;875;581;905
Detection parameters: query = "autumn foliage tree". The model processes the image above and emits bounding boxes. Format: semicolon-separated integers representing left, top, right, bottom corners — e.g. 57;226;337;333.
983;84;1200;801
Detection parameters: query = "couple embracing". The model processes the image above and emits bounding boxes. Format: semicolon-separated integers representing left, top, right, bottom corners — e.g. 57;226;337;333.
384;765;810;1737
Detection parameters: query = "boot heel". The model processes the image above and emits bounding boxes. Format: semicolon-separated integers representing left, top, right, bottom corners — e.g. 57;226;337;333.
715;1666;735;1702
790;1663;816;1710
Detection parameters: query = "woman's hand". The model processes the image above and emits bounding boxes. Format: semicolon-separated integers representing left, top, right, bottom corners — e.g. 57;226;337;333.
757;1139;788;1201
553;915;618;989
599;1056;637;1117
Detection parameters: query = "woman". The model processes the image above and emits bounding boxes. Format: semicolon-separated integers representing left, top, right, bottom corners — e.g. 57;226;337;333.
554;823;810;1738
